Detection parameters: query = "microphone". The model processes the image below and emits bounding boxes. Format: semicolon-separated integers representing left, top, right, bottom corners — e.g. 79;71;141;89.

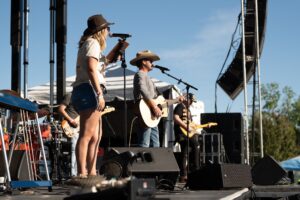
109;33;132;39
152;65;170;71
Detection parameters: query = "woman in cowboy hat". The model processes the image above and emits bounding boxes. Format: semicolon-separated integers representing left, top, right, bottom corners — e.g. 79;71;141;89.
71;14;113;179
131;50;162;147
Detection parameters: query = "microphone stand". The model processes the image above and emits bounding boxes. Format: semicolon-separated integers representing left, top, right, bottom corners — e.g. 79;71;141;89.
107;36;130;147
119;37;130;147
159;69;198;178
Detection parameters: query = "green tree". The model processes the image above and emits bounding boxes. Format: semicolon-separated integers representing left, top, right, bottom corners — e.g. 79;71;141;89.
261;83;280;112
261;113;297;161
256;83;300;161
281;86;295;116
291;96;300;126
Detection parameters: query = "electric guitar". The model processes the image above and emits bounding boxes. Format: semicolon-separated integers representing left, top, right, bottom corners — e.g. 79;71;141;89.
137;95;182;128
180;122;218;138
61;106;115;138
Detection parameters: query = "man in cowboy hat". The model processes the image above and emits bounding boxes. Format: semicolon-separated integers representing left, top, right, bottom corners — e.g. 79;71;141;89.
131;50;162;147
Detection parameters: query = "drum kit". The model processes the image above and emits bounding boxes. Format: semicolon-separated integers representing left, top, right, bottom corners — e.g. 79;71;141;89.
41;115;72;182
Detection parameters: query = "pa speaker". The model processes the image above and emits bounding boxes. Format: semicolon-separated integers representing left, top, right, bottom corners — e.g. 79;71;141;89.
201;113;244;163
100;147;179;187
0;150;29;180
217;0;268;100
251;155;287;185
187;163;252;190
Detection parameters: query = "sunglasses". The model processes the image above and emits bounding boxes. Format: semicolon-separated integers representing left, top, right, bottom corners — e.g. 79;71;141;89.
107;27;111;32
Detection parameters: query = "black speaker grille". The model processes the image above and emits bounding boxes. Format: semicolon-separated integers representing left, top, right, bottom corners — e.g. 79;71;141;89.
251;155;287;185
100;147;180;187
187;163;252;189
201;113;244;164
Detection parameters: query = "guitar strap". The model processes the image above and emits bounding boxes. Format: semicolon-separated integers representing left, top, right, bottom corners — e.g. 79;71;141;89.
155;87;161;97
100;84;107;94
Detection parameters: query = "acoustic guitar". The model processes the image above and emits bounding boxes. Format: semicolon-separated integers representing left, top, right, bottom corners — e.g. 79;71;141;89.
137;95;181;128
61;106;115;138
180;122;218;138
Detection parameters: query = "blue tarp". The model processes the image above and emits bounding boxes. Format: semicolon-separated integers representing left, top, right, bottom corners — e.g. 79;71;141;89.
281;156;300;171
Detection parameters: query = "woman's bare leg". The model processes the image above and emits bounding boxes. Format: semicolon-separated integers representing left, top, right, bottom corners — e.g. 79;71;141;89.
76;109;101;176
87;118;102;175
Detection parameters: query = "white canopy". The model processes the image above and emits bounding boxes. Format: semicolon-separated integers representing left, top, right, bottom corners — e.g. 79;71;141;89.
28;64;179;147
28;64;175;104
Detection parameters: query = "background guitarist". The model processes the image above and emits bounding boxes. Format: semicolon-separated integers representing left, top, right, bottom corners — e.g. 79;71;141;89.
58;92;79;177
131;50;162;147
173;93;201;183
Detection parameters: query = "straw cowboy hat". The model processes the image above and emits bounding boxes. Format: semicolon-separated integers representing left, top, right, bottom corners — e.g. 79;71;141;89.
83;14;114;36
130;50;160;66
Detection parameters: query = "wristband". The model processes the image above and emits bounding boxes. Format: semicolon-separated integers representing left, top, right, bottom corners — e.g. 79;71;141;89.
98;94;104;99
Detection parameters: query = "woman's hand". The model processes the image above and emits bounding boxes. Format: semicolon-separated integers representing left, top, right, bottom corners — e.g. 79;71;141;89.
97;95;105;111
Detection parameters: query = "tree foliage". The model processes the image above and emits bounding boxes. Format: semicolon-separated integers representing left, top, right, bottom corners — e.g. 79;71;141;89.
255;83;300;161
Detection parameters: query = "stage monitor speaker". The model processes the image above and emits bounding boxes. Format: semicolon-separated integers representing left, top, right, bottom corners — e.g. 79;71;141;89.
64;178;155;200
251;155;287;185
201;113;244;164
187;163;252;190
100;147;179;188
0;150;29;180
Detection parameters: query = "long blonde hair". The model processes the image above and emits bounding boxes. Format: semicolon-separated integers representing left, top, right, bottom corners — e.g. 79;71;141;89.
78;29;107;50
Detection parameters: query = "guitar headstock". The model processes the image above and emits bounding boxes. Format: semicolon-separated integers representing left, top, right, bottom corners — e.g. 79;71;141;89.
104;106;115;112
208;122;218;128
177;95;185;103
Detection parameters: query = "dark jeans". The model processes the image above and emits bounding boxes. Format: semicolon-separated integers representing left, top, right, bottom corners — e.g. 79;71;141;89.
178;135;200;176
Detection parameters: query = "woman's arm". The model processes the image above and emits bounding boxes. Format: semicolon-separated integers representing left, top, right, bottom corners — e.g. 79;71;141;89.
87;56;105;111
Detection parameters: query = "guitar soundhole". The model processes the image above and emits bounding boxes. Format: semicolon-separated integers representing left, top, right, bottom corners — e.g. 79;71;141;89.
157;104;162;110
70;124;78;128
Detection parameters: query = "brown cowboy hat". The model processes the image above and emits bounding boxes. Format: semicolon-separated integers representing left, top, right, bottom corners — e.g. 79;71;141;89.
83;14;114;36
130;50;160;66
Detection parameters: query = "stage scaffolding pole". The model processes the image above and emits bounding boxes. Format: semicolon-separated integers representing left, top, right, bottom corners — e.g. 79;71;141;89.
254;0;264;158
23;0;29;98
241;0;250;164
49;0;55;113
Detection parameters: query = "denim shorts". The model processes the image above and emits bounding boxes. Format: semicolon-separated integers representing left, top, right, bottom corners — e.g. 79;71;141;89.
71;83;98;112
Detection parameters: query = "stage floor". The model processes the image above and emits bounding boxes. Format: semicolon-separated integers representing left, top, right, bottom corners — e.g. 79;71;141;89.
0;183;300;200
0;186;249;200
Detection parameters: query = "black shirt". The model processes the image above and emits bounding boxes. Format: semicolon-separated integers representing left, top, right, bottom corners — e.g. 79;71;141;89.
61;93;79;119
174;103;192;142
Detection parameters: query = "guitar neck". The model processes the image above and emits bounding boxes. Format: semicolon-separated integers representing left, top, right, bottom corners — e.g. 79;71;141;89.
195;122;218;129
164;99;180;106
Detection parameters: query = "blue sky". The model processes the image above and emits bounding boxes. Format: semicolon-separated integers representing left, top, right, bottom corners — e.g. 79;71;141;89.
1;1;299;113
